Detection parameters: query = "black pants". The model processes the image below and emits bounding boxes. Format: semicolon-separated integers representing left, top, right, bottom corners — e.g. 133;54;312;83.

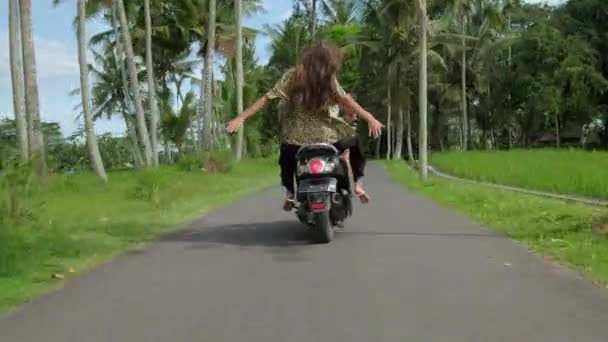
279;136;366;195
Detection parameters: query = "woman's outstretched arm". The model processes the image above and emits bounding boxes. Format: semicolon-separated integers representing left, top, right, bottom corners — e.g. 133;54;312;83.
340;95;384;138
226;95;269;133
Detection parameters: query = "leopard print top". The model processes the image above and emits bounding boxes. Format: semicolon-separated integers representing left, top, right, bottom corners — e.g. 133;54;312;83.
268;68;354;146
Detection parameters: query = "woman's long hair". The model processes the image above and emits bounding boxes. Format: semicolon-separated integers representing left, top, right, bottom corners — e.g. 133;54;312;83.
286;42;343;112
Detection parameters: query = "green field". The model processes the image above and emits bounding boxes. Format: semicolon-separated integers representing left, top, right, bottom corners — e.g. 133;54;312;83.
384;161;608;286
0;159;277;312
431;149;608;200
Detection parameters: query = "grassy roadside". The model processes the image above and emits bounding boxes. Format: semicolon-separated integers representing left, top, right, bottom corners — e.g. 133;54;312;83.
383;161;608;286
0;159;277;313
432;149;608;199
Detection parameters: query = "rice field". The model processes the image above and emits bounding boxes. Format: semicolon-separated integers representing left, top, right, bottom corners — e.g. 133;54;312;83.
431;149;608;200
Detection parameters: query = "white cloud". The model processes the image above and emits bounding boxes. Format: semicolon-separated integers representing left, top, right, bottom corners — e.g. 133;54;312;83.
0;31;79;81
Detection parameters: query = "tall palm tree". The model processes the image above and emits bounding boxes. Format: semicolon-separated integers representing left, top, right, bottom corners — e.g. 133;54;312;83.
144;0;160;166
77;0;107;180
20;0;47;176
311;0;318;40
9;0;28;162
234;0;245;160
321;0;360;25
115;0;153;166
203;0;217;150
160;92;196;155
445;0;470;150
386;69;392;160
416;0;429;178
108;2;146;166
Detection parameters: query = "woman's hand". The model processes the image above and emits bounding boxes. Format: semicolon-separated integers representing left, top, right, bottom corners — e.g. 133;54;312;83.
367;118;384;139
226;117;244;134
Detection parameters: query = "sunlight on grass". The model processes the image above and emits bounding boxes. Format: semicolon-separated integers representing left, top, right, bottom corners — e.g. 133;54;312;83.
432;149;608;199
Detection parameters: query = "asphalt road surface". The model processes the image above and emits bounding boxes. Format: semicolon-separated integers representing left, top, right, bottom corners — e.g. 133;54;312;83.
2;164;608;341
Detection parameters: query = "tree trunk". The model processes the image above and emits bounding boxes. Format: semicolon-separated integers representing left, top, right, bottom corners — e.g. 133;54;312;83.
20;0;46;176
203;0;217;151
386;83;392;160
311;0;317;41
144;0;160;166
461;15;468;151
78;0;107;180
417;0;428;178
555;112;560;148
111;3;131;113
406;108;414;164
234;0;245;160
122;110;145;168
9;0;28;162
112;3;145;163
164;136;172;164
394;103;404;160
198;64;205;150
375;137;381;159
115;0;153;166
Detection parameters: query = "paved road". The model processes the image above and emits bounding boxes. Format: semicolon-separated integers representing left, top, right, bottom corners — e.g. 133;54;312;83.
2;165;608;341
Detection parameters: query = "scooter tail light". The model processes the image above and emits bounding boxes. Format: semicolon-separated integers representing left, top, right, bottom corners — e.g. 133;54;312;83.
308;159;325;174
310;202;326;210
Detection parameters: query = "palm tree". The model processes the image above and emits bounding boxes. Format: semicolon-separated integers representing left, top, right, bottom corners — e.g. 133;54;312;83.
321;0;360;25
234;0;245;160
416;0;429;178
107;2;147;167
203;0;217;150
160;92;196;155
311;0;318;40
386;68;392;160
9;0;28;162
144;0;160;166
444;0;470;150
78;38;145;168
20;0;47;176
77;0;107;180
115;0;153;166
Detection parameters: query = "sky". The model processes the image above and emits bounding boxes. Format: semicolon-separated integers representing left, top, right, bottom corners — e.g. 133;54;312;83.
0;0;293;137
0;0;562;138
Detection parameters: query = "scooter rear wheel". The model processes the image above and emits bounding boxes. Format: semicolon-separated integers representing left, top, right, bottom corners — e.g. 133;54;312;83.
313;211;334;244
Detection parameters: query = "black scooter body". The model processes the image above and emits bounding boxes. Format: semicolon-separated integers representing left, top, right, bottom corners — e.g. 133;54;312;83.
294;144;353;243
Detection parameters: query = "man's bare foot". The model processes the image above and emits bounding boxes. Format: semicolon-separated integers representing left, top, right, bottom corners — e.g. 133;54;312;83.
354;181;370;204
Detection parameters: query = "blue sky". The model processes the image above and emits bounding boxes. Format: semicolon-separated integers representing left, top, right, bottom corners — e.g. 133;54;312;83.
0;0;292;137
0;0;562;137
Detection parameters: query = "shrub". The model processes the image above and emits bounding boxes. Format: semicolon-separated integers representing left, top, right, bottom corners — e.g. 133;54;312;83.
0;162;41;224
177;149;234;173
130;169;170;206
176;153;200;172
0;227;35;277
200;149;234;173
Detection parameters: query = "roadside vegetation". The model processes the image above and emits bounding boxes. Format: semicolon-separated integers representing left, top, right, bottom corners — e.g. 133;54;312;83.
385;161;608;286
0;158;276;312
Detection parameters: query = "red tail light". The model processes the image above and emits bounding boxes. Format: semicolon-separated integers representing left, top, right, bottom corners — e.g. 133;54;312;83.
310;203;325;210
308;159;325;174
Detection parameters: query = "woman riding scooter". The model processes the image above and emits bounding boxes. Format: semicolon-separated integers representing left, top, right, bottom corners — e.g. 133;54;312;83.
226;42;383;209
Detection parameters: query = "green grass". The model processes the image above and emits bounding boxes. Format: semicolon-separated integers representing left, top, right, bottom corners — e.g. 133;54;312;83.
0;159;277;313
384;161;608;286
431;149;608;199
